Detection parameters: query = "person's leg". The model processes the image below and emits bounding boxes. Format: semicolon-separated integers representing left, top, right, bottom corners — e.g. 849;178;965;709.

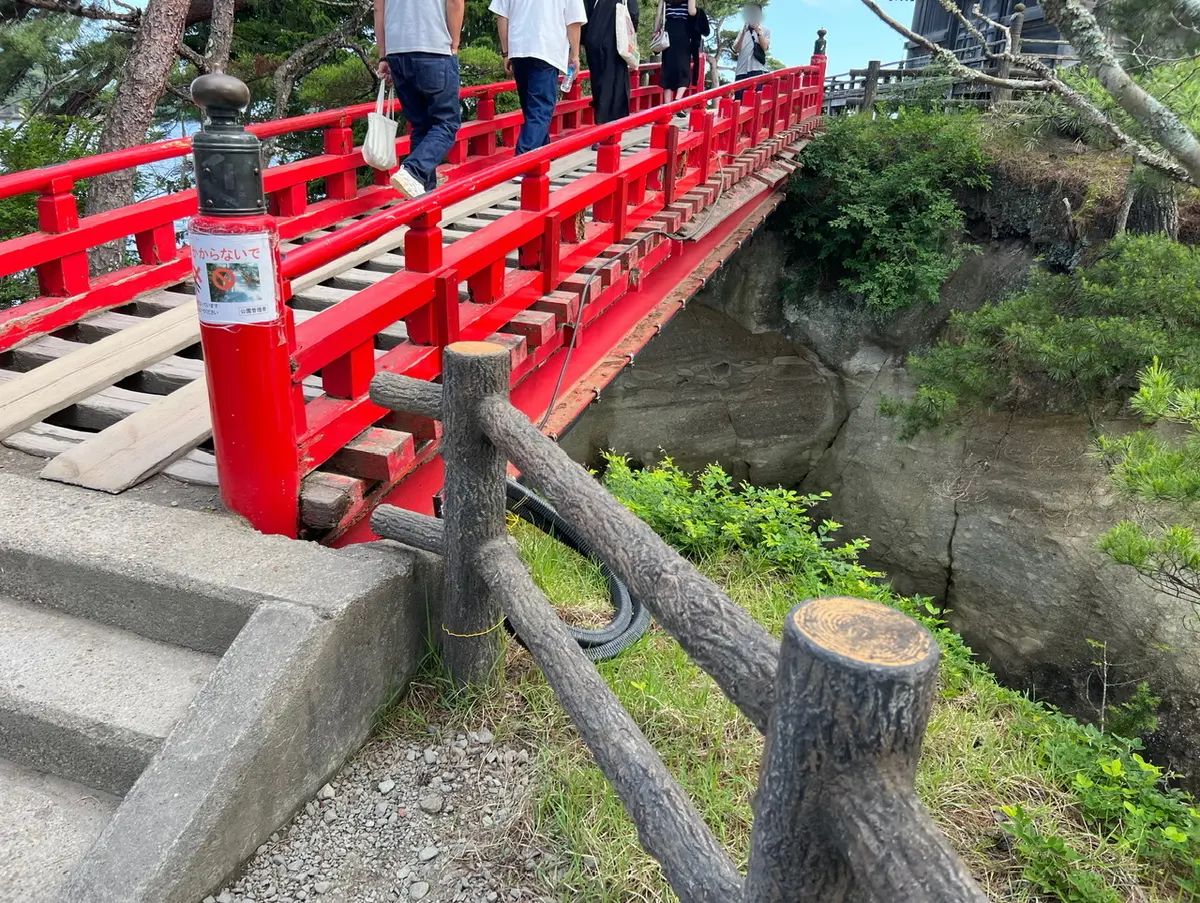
663;88;676;103
405;54;462;190
511;57;533;155
389;54;433;185
514;58;557;154
734;72;751;103
395;52;461;190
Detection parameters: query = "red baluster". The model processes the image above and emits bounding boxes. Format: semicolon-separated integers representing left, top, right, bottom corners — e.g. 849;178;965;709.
404;208;445;345
324;120;358;200
36;177;89;297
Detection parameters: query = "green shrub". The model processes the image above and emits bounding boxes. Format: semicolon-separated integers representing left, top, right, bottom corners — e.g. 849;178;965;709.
888;235;1200;436
787;109;990;314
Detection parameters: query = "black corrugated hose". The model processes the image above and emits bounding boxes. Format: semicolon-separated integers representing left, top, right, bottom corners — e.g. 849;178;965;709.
505;478;651;661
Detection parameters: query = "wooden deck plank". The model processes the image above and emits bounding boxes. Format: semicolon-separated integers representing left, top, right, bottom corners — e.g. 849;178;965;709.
40;378;212;493
0;303;199;442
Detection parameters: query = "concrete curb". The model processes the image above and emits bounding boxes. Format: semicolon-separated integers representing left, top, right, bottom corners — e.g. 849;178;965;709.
0;474;404;654
61;541;440;903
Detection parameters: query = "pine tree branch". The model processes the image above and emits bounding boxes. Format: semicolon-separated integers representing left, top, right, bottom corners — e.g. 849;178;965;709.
857;0;1194;186
19;0;139;23
1043;0;1200;184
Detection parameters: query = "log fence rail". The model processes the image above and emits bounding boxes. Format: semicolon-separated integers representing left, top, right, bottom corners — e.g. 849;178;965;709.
367;342;992;903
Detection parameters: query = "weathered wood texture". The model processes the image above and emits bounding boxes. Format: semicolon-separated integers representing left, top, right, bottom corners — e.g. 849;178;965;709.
369;372;445;422
440;343;510;686
477;396;780;732
371;505;445;555
743;597;988;903
474;538;744;903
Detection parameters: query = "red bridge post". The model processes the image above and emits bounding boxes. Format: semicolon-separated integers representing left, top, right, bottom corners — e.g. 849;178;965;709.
188;74;301;537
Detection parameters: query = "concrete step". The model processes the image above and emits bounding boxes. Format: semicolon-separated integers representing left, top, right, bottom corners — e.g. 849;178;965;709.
0;596;219;796
0;757;119;903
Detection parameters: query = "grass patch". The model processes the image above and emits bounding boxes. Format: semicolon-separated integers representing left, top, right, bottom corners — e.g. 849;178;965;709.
385;461;1198;903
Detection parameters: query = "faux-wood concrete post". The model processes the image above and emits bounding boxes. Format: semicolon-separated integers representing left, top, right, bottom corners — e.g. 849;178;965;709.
441;341;510;686
744;597;989;903
859;60;881;114
995;3;1026;104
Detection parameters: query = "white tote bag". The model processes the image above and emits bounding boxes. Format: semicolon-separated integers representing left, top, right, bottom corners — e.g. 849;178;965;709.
616;0;640;70
363;81;398;171
650;0;670;54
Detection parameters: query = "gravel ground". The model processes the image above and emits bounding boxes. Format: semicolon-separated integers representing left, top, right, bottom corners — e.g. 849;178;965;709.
207;726;557;903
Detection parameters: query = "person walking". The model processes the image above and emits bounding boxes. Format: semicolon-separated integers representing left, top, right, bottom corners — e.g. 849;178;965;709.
732;1;770;100
490;0;587;154
660;0;697;108
583;0;640;124
375;0;466;199
688;5;710;92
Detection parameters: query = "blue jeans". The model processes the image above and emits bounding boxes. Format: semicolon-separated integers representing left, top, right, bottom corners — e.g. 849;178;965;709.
511;57;559;155
387;52;462;190
735;71;766;102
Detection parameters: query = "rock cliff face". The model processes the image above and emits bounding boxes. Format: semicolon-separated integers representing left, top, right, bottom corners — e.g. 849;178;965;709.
562;217;1200;785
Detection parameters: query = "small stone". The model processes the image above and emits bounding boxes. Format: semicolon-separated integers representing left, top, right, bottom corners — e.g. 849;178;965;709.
314;882;331;895
397;866;412;881
288;860;304;872
317;784;335;801
256;844;269;856
516;750;530;765
477;728;494;744
487;894;498;902
410;882;430;900
204;897;217;903
406;749;418;762
323;810;337;824
374;801;390;817
419;794;444;814
423;748;438;765
419;846;440;862
271;833;281;843
378;779;396;795
217;893;234;903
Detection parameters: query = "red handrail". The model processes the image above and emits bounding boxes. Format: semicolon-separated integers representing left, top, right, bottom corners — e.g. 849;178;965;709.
283;63;815;281
0;65;662;201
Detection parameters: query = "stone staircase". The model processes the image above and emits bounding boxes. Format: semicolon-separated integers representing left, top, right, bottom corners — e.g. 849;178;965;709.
0;595;221;901
0;472;428;903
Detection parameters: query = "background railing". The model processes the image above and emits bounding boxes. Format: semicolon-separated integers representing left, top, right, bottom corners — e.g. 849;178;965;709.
0;64;665;348
825;6;1079;115
365;341;990;903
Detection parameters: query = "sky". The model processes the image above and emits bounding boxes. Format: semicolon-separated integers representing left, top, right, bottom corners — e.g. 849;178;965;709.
759;0;916;75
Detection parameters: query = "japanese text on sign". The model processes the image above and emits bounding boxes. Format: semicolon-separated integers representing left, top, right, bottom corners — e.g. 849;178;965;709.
188;231;279;325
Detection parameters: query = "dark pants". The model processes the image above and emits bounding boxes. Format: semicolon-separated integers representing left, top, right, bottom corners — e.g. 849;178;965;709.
387;52;462;190
735;71;766;103
512;57;560;155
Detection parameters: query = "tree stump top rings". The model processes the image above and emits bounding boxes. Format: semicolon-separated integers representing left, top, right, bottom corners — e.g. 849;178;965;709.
447;340;508;357
792;597;937;670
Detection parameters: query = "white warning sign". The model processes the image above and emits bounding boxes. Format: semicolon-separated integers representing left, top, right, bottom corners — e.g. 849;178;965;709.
189;230;279;325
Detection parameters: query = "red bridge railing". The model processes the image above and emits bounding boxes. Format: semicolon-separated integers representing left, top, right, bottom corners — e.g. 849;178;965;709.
210;56;826;536
0;64;666;349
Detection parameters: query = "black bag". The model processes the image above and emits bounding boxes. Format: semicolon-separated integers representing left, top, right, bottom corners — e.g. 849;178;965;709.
751;29;767;67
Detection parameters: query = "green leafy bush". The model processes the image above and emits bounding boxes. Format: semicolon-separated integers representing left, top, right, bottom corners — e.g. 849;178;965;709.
787;109;990;314
0;115;100;308
888;235;1200;436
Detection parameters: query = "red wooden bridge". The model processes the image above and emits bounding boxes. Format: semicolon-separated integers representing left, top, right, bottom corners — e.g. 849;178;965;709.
0;51;826;546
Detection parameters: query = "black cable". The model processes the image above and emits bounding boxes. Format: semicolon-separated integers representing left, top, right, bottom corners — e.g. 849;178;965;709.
505;478;651;661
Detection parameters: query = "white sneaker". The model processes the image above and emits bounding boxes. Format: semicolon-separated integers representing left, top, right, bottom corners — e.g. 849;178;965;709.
391;167;426;199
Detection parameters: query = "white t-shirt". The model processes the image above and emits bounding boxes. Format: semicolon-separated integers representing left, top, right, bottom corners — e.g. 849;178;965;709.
736;24;771;77
385;0;453;56
489;0;588;73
